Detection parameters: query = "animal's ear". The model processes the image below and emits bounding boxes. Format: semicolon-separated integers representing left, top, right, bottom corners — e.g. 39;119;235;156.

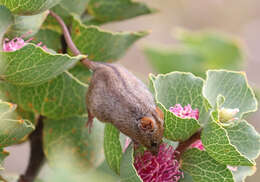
156;107;164;120
139;117;154;131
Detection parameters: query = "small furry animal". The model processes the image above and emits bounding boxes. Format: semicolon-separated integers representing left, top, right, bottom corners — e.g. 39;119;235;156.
50;11;164;154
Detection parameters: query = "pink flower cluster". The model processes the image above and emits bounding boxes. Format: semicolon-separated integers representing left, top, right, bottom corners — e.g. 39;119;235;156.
3;36;47;52
134;144;183;182
190;140;205;151
169;104;199;120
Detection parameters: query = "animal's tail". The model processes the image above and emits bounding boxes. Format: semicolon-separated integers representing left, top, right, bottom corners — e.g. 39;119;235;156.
49;11;96;70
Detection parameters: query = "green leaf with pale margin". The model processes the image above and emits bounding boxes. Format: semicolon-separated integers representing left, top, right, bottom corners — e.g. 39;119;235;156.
120;145;142;182
71;17;148;62
0;0;61;15
87;0;154;23
32;29;62;52
0;100;34;147
224;120;260;161
149;72;211;141
203;70;258;119
0;148;9;169
0;44;84;86
0;71;87;119
5;11;49;38
177;30;243;70
181;148;234;182
232;166;256;182
104;123;122;175
43;116;104;169
0;6;13;45
201;120;254;166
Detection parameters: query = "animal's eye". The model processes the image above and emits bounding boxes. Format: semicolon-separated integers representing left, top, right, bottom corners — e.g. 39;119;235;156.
151;142;157;147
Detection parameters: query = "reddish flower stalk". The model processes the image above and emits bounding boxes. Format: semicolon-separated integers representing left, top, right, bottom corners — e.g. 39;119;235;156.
134;144;183;182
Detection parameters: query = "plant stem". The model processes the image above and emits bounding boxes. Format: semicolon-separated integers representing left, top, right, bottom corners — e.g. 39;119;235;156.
18;115;45;182
175;130;201;160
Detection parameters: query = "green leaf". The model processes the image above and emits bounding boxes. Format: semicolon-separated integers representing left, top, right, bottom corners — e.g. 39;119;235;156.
0;6;13;45
43;116;104;168
42;4;74;33
144;46;205;77
203;70;258;119
104;123;122;175
0;0;61;15
144;31;243;78
32;29;62;52
0;71;87;119
177;30;243;70
181;148;234;182
201;120;254;166
59;0;89;16
224;120;260;161
87;0;154;23
0;100;34;147
0;44;84;85
71;17;148;62
120;145;142;182
5;11;49;38
232;166;256;182
0;148;9;169
149;72;211;141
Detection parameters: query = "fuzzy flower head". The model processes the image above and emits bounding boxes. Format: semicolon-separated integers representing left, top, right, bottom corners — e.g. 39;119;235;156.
134;144;183;182
3;36;47;52
169;104;199;120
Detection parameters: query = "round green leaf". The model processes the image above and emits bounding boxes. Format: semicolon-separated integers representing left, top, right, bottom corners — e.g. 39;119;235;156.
144;46;205;77
43;116;104;169
232;166;256;182
201;120;254;166
104;123;122;175
120;145;142;182
5;11;49;38
177;30;243;70
32;28;62;52
149;72;211;141
0;71;87;119
224;120;260;161
0;0;61;15
71;17;148;62
0;5;13;45
0;100;34;147
203;70;258;119
0;44;84;86
88;0;154;23
181;148;234;182
0;148;9;170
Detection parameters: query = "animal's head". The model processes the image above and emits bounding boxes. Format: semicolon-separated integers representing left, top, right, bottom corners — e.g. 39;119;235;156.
137;107;164;155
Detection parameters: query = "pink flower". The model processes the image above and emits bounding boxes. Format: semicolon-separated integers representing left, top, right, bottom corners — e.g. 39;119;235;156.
169;104;199;120
3;36;47;52
134;144;183;182
189;140;205;151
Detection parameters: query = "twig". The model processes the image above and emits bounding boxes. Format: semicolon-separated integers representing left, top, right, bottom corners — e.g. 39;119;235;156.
175;130;201;161
49;10;94;70
18;115;45;182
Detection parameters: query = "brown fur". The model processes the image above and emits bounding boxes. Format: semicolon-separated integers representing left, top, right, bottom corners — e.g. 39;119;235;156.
86;63;164;154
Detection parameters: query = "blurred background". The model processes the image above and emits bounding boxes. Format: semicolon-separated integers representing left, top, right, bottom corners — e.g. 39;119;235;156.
4;0;260;181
